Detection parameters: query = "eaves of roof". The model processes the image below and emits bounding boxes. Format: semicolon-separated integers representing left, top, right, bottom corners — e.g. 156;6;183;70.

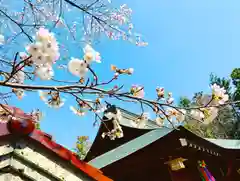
88;127;172;169
205;138;240;149
88;126;240;169
0;121;112;181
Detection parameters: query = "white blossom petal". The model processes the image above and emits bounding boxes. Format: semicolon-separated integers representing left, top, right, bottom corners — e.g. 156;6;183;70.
68;58;88;77
35;64;54;80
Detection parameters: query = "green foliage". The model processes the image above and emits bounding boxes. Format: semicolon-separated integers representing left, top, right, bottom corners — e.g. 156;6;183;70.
75;136;92;160
231;68;240;86
210;73;231;95
179;97;191;108
205;127;214;138
182;72;240;139
35;122;41;130
230;69;240;108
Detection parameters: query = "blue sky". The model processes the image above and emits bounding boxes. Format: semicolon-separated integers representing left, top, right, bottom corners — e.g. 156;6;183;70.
7;0;240;149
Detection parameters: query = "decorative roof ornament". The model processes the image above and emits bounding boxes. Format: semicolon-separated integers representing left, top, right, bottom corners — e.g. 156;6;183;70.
0;105;37;136
164;157;187;171
198;160;216;181
7;117;35;136
101;102;123;140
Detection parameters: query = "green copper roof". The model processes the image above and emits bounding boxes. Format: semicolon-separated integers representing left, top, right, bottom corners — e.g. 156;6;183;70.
88;128;172;169
88;108;240;169
88;126;240;169
205;138;240;149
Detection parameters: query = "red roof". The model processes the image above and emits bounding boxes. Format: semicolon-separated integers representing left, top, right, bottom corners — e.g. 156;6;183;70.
0;105;112;181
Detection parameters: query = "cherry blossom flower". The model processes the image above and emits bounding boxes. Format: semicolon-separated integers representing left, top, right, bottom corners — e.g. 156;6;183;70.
202;107;218;125
165;107;177;118
79;99;95;110
156;87;164;99
114;128;124;139
35;28;53;42
155;117;164;127
0;34;5;45
189;107;218;125
131;112;149;128
26;42;43;57
10;68;25;84
111;65;134;75
83;44;101;63
70;106;85;116
26;28;60;65
102;122;124;140
190;109;205;121
38;91;64;108
130;85;145;98
164;108;186;123
166;92;174;104
84;52;93;63
101;132;106;138
19;52;28;60
30;109;44;123
102;129;123;140
128;68;134;74
47;97;65;108
41;39;59;61
68;58;88;77
35;64;54;80
198;94;215;106
12;88;25;100
95;52;101;63
211;83;229;105
176;109;186;123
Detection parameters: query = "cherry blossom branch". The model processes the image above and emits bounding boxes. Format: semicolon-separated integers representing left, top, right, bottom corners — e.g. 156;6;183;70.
1;81;238;112
0;9;33;42
68;92;111;131
3;55;32;83
0;0;227;141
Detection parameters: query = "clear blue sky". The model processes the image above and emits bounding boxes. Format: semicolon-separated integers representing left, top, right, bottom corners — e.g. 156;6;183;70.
8;0;240;149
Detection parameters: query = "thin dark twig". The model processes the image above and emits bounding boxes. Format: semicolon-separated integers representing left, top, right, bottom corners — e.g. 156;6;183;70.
0;9;33;42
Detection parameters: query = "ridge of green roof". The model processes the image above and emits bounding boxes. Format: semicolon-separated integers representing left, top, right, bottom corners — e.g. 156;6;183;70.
117;107;160;129
205;138;240;149
88;127;172;169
